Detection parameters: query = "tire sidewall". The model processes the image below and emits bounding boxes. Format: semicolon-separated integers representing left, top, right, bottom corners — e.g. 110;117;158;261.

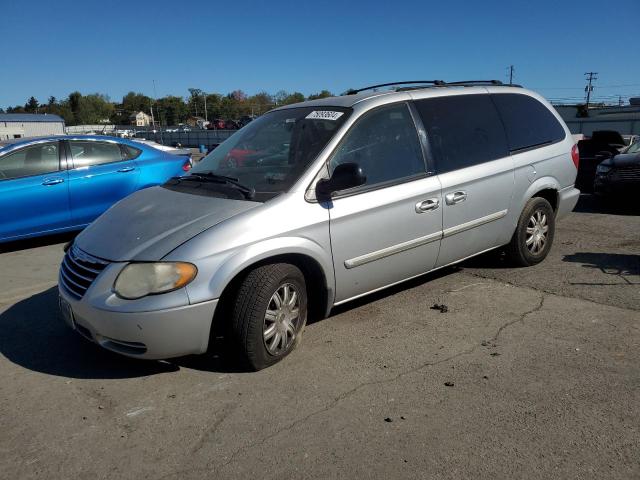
516;198;555;265
245;266;307;369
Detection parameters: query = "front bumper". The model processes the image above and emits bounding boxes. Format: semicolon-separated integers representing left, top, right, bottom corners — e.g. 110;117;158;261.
58;286;218;359
594;176;639;196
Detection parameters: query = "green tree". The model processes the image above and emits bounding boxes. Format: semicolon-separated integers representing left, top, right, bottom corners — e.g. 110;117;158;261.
307;90;333;100
122;92;152;114
24;96;39;113
156;95;188;125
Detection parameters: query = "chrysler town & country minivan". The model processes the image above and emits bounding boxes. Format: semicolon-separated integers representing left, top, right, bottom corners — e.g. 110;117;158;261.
58;80;580;370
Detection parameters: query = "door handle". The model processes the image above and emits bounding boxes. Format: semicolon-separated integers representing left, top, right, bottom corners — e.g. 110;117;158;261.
445;191;467;205
42;178;64;186
117;167;135;173
415;198;440;213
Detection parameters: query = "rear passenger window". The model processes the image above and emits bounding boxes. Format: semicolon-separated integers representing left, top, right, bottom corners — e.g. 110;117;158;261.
414;95;508;174
491;93;566;152
69;141;123;168
330;103;425;188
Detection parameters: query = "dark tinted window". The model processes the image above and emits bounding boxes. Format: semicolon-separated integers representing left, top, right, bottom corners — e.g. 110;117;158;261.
0;142;60;180
69;141;123;168
330;103;425;188
491;93;566;152
122;145;142;160
415;95;508;173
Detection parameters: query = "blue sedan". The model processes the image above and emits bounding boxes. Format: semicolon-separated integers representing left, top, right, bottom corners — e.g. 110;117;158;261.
0;135;192;242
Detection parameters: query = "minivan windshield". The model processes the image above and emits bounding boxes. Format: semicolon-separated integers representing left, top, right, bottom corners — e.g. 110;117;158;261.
187;106;351;201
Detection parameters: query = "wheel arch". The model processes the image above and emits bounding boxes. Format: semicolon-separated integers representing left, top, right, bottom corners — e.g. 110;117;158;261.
207;239;335;340
522;177;561;213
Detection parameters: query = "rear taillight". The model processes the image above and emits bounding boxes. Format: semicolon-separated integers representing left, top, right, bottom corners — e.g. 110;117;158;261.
182;157;192;172
571;144;580;169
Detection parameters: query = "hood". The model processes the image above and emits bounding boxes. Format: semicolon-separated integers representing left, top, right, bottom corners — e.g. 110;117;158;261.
609;152;640;168
75;186;259;261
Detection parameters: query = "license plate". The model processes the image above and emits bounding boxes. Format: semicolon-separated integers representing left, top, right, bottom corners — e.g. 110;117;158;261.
59;296;75;327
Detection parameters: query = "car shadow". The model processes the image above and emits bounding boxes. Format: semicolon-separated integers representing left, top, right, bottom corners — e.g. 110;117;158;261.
573;193;640;216
326;266;460;318
562;252;640;286
0;286;248;378
0;231;78;254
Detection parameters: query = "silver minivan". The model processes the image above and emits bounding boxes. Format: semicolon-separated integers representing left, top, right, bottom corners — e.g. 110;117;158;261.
58;81;580;370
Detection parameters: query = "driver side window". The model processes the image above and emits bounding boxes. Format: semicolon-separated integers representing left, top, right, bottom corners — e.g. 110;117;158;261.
330;103;426;189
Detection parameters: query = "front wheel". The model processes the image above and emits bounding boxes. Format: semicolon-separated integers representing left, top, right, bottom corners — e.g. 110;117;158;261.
505;197;555;267
231;263;307;370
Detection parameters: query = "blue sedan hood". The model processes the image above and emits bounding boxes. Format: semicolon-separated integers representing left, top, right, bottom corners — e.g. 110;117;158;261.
75;186;259;261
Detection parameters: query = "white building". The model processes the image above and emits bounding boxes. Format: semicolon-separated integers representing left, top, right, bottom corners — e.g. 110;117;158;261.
0;113;65;140
129;111;152;127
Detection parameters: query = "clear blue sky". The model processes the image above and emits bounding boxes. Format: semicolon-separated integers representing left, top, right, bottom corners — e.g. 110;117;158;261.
2;0;639;108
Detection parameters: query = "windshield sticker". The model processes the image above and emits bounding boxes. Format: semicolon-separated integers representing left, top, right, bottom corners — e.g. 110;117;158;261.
306;111;344;121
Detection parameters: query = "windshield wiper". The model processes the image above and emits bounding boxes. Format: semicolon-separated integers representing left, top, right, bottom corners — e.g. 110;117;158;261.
173;172;255;200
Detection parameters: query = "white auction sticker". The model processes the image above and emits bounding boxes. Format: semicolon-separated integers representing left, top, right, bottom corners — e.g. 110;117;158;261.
305;110;344;121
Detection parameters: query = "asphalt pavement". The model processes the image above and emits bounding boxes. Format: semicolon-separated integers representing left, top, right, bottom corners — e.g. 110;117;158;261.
0;194;638;479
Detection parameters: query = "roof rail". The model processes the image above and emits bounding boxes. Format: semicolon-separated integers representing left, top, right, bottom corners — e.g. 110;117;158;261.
445;80;523;87
343;79;523;96
344;80;446;95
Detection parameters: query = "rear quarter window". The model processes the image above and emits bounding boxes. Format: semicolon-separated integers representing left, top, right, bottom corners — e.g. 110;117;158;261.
122;145;142;160
491;93;566;152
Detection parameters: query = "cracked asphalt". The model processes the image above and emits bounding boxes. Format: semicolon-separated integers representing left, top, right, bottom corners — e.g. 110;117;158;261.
1;194;638;479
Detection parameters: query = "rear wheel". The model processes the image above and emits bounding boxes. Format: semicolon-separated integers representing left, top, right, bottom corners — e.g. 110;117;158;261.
505;197;555;267
231;263;307;370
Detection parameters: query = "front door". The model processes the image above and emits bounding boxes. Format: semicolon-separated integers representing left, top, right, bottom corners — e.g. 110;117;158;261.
65;140;140;226
0;141;70;241
326;103;443;303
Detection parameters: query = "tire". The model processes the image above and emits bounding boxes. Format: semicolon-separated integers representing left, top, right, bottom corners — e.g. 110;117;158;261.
505;197;555;267
231;263;307;370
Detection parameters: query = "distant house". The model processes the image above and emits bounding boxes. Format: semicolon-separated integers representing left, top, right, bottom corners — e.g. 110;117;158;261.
186;116;203;127
0;113;65;140
129;111;152;127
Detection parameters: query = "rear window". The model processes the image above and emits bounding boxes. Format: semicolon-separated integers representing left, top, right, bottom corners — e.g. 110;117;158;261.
414;94;509;174
491;93;566;152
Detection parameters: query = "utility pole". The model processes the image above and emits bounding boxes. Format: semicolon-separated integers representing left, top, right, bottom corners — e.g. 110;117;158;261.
203;92;208;123
584;72;598;110
508;65;514;85
153;79;164;144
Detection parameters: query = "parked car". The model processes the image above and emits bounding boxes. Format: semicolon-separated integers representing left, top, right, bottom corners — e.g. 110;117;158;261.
594;139;640;196
58;81;579;370
0;135;192;243
576;130;625;192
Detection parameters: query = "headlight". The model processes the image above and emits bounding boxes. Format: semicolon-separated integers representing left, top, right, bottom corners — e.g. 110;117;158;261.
114;262;197;299
596;164;611;175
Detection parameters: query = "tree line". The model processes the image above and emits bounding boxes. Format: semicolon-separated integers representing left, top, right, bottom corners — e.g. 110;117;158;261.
1;89;335;126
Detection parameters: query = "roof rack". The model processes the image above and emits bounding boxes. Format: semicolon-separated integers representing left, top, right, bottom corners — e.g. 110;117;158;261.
344;80;446;95
343;79;522;95
445;80;522;87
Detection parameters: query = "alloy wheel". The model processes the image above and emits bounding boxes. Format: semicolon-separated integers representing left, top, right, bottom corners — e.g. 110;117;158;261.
263;283;300;355
525;210;549;255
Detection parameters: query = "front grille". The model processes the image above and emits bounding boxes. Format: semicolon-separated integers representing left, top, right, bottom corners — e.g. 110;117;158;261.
613;165;640;181
59;245;109;300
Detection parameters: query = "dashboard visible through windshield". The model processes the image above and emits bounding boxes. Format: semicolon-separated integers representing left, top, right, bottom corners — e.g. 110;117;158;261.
185;106;352;202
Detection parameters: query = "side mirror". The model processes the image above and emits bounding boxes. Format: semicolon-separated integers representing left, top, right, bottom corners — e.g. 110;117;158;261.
316;163;366;199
